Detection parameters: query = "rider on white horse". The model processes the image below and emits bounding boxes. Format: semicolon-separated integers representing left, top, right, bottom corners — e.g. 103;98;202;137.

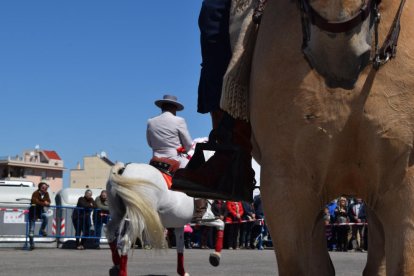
147;94;193;169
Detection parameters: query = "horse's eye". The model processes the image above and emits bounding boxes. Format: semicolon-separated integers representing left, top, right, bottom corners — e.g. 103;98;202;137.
118;168;125;175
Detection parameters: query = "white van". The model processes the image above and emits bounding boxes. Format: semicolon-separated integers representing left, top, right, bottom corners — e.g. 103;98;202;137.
0;179;35;188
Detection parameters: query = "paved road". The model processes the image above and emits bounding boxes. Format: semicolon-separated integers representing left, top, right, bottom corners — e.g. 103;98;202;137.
0;247;367;276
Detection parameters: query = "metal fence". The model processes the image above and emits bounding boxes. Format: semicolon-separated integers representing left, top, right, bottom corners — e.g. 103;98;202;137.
0;205;109;249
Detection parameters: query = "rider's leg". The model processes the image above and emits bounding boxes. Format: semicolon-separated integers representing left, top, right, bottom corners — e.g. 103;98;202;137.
172;111;255;202
171;0;255;203
39;213;48;236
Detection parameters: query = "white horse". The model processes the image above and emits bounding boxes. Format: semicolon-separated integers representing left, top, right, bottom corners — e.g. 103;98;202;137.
106;162;225;276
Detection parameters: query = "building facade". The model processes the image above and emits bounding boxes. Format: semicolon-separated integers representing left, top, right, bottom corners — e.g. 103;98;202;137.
0;148;65;192
70;153;114;189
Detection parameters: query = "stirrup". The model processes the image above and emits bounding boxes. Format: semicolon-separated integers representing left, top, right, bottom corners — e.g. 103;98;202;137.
180;141;255;202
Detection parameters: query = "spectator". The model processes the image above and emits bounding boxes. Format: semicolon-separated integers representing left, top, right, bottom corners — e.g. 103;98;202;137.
251;194;265;249
28;181;51;250
224;201;244;249
348;197;367;251
93;190;109;249
334;196;350;252
72;189;96;250
327;199;338;251
184;224;193;249
211;200;228;221
239;201;255;249
323;207;334;250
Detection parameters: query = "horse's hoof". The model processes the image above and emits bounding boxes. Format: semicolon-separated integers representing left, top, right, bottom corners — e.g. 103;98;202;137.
209;252;221;267
109;265;119;276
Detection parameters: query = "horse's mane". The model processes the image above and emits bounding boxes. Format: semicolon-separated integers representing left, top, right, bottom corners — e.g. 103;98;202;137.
109;164;165;249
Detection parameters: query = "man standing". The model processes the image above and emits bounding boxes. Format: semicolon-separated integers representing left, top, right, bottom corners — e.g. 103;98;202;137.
348;197;367;251
28;181;51;250
147;94;193;168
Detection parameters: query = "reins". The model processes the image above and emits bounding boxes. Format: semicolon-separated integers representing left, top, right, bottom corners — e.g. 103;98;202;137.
372;0;406;69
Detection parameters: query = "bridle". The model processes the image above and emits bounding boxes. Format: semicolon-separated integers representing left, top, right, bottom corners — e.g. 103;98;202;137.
298;0;407;70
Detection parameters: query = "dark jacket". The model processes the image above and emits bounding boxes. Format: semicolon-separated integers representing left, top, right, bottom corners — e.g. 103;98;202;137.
29;190;51;220
253;195;264;219
241;201;255;220
211;200;228;218
348;202;367;222
72;196;96;220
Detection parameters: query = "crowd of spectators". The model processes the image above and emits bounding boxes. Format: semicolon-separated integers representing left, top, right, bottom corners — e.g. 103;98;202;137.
165;194;367;253
30;188;366;253
324;196;367;252
165;194;271;250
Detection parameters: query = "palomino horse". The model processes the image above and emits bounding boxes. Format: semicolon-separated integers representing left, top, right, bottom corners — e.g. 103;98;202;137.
250;0;413;275
106;162;225;276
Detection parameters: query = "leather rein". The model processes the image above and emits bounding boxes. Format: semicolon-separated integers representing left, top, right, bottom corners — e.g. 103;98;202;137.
298;0;407;70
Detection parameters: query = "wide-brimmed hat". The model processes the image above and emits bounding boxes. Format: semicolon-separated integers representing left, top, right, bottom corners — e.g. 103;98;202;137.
155;95;184;111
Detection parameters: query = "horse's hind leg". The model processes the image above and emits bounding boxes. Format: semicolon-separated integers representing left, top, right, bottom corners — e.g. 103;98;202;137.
116;219;132;276
174;227;189;276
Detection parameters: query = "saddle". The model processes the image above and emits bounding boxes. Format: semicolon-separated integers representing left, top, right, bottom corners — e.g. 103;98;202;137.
149;157;180;189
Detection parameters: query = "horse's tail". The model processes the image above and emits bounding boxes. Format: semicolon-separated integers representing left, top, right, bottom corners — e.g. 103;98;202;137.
109;163;165;249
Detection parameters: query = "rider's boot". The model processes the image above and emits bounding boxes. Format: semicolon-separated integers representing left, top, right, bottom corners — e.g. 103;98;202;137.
172;110;255;202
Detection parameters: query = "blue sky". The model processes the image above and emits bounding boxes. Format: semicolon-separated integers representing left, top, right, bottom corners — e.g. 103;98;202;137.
0;1;213;186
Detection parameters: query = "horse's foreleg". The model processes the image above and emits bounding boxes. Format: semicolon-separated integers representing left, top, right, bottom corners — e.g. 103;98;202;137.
174;227;188;276
202;219;225;267
375;179;414;276
363;207;385;276
261;174;334;276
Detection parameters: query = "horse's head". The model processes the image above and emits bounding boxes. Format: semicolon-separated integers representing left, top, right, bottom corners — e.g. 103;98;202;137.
300;0;379;89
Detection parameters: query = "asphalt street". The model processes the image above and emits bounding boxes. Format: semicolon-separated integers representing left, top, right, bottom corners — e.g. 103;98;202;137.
0;247;367;276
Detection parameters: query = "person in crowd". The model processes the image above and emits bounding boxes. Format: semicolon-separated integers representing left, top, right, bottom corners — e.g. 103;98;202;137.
212;200;228;221
93;190;109;249
327;199;338;251
184;223;193;249
239;201;255;249
224;200;244;249
348;197;367;251
72;189;96;250
28;181;51;250
323;207;334;251
171;0;261;202
147;94;193;169
251;193;265;249
334;196;350;252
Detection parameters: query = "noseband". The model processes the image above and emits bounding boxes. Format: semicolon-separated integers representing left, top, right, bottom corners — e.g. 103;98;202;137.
299;0;407;70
